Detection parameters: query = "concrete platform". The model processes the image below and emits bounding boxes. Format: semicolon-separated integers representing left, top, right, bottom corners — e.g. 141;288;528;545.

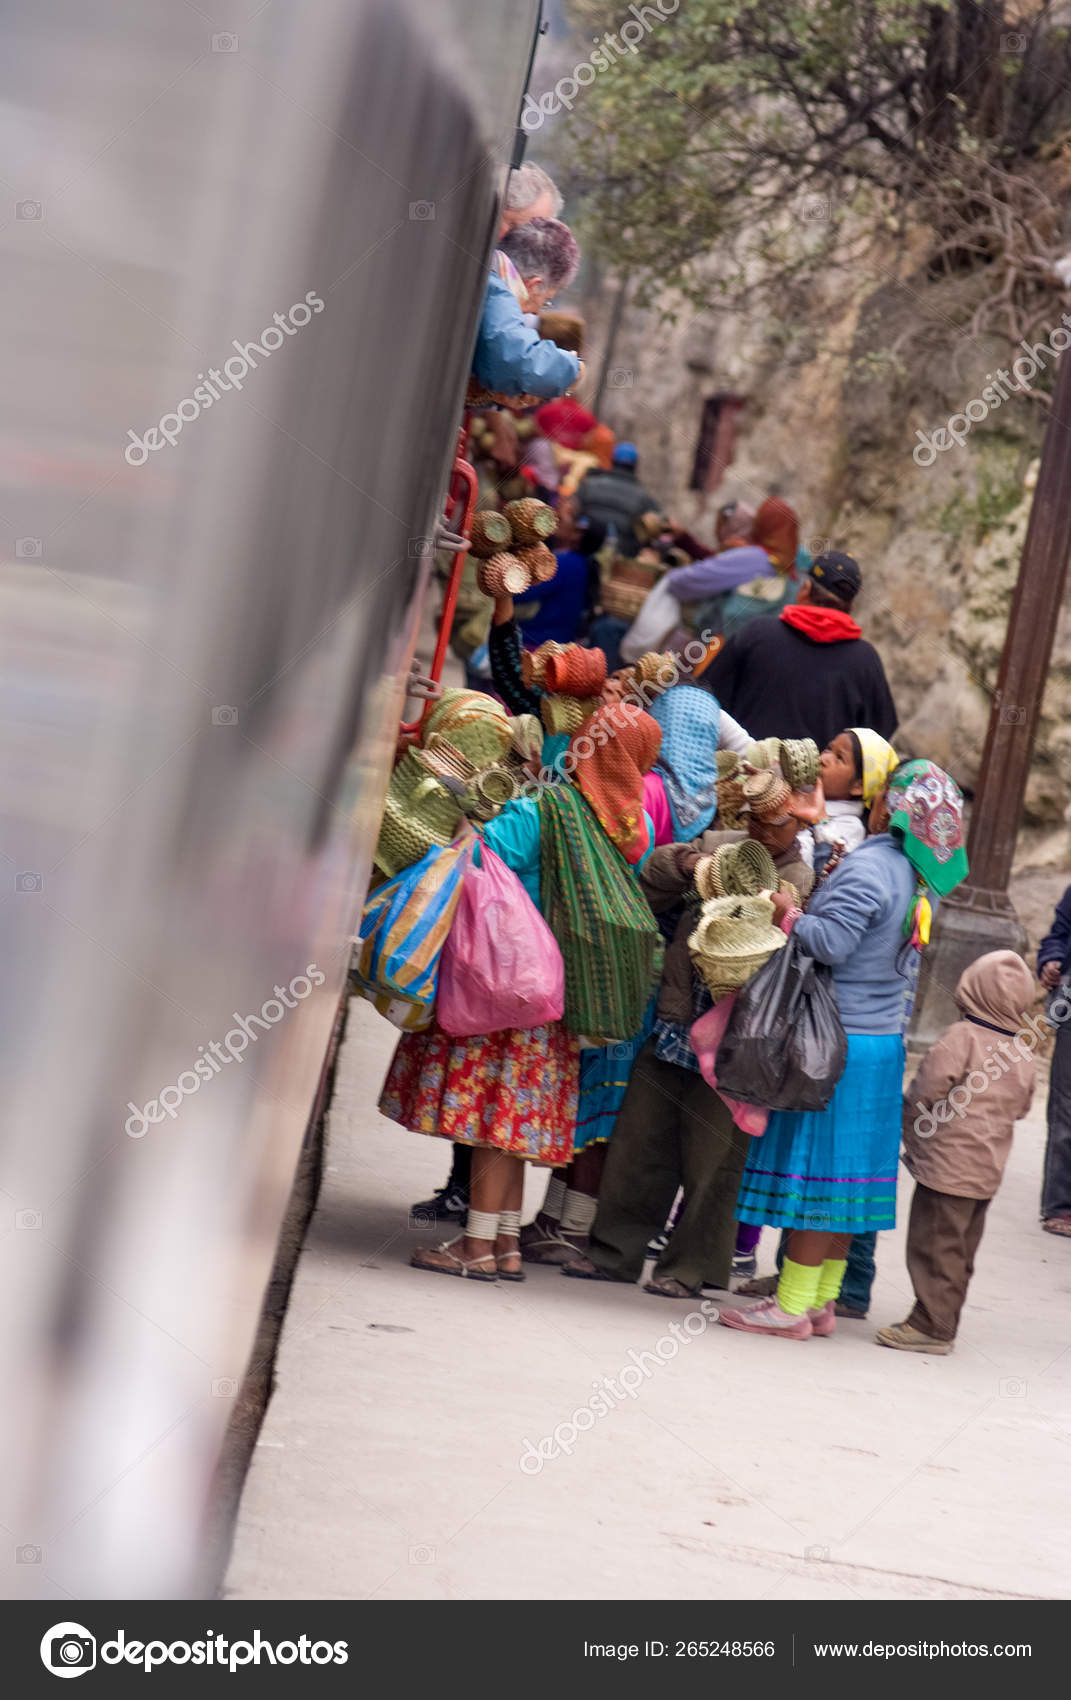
226;999;1071;1600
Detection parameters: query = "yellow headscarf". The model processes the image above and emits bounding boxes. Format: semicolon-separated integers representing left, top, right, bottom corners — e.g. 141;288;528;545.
850;728;898;808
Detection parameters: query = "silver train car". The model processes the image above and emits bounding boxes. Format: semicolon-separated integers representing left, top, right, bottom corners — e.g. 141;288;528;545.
1;0;541;1598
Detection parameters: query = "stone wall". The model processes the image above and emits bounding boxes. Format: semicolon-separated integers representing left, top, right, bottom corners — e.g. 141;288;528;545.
572;257;1071;947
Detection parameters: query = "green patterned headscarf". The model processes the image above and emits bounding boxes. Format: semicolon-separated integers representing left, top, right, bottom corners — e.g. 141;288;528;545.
885;759;968;897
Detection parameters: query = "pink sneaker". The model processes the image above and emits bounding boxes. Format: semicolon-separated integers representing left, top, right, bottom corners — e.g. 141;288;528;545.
809;1300;836;1337
717;1296;813;1340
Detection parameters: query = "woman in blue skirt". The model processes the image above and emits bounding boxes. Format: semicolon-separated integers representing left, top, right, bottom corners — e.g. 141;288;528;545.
719;760;968;1340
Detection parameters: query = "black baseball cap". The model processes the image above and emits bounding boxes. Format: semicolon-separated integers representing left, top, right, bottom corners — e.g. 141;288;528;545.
809;550;861;602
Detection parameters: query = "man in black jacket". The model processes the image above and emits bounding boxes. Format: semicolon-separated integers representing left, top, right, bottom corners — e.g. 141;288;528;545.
701;550;897;747
1039;886;1071;1235
577;442;660;557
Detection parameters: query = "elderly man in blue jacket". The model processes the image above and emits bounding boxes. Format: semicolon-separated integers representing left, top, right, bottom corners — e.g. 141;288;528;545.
1039;886;1071;1235
471;215;581;400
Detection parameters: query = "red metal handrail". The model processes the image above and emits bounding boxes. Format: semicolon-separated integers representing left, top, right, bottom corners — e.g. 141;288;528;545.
398;429;478;736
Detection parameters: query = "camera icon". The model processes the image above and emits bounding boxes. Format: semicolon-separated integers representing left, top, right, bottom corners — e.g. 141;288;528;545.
807;535;830;557
16;537;43;558
999;703;1026;725
212;32;239;52
41;1624;97;1676
804;1544;830;1561
16;1209;42;1229
801;196;831;221
211;1376;239;1397
999;1377;1026;1398
16;199;43;220
408;538;434;558
408;1208;438;1229
1001;32;1026;52
608;368;633;388
409;1544;436;1564
409;201;436;221
211;705;239;726
15;870;42;893
16;1543;42;1563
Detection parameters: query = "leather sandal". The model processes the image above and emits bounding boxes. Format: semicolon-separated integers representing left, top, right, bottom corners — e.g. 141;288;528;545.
495;1242;527;1282
520;1225;588;1265
643;1275;702;1299
410;1237;498;1280
561;1256;623;1282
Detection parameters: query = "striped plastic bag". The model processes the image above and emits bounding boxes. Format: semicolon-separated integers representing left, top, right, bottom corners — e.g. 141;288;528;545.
353;842;465;1009
349;982;434;1031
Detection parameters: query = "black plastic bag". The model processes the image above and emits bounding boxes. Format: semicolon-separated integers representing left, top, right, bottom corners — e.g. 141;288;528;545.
715;936;848;1112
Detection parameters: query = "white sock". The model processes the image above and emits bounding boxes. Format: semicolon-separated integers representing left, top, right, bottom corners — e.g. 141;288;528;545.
560;1189;598;1235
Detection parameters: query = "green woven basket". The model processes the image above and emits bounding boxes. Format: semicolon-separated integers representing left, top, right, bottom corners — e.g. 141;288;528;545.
540;694;600;736
688;894;786;999
423;689;513;765
374;750;463;878
779;737;820;790
696;839;777;900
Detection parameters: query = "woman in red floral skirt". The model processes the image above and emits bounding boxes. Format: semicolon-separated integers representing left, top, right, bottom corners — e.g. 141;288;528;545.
380;699;661;1285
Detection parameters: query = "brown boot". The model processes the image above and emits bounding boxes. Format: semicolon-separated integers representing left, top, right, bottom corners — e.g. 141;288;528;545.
875;1320;952;1355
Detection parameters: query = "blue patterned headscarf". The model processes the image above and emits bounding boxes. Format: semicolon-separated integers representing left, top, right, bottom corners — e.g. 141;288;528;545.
647;684;721;840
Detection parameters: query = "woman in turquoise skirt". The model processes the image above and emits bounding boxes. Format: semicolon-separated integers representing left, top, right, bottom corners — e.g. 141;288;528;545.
720;761;968;1340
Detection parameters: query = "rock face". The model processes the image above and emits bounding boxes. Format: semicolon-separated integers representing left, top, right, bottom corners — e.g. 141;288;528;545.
574;260;1071;949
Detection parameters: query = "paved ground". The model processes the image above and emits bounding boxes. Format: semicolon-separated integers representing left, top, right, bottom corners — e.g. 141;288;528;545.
226;998;1071;1601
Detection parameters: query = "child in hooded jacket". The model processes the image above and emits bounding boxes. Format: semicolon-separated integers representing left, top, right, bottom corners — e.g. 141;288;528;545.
877;949;1039;1354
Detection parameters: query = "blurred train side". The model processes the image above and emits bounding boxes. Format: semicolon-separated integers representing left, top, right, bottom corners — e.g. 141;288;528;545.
0;0;540;1598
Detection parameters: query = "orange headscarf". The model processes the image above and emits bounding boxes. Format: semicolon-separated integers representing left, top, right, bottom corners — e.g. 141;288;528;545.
582;423;616;470
567;701;662;864
753;496;800;574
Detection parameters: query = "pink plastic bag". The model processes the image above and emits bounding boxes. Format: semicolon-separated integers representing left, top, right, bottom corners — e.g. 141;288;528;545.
437;844;565;1036
689;994;769;1137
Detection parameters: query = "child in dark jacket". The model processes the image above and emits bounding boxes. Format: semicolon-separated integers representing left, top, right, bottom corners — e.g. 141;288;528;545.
877;950;1038;1354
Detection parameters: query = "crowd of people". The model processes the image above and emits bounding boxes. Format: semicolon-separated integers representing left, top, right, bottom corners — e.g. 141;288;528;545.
358;160;1064;1357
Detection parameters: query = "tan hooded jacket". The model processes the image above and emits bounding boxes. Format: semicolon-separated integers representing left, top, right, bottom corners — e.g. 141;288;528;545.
902;950;1039;1199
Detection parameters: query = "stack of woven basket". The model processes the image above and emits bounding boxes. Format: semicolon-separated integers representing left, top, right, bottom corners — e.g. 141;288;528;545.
536;645;607;736
688;839;796;997
688;895;787;999
470;499;560;598
373;689;519;878
695;839;777;902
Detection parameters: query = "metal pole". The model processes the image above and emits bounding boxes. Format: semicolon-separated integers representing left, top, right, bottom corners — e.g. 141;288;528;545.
593;272;630;416
912;335;1071;1043
962;345;1071;896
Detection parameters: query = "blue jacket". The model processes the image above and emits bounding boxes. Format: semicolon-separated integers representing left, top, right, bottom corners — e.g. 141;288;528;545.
1038;885;1071;977
513;548;590;646
471;273;580;398
792;835;918;1034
